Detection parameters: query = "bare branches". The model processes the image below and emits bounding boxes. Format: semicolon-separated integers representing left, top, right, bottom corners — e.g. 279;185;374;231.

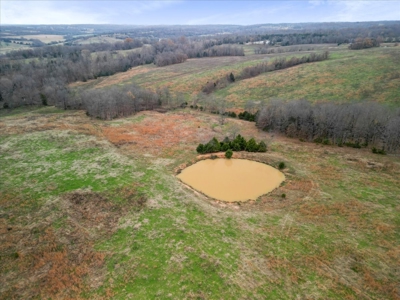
257;100;400;153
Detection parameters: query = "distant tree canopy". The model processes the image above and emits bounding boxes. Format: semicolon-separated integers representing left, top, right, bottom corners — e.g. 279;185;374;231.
256;99;400;153
0;36;246;110
1;21;399;112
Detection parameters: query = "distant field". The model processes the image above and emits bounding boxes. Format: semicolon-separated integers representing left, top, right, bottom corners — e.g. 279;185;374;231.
71;44;400;108
72;48;332;95
215;46;400;106
75;35;123;44
242;43;337;56
7;34;65;43
0;41;31;54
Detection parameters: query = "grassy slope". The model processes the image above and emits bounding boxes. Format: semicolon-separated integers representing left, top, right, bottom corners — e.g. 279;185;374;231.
0;108;399;299
215;46;400;106
71;45;336;96
71;45;400;108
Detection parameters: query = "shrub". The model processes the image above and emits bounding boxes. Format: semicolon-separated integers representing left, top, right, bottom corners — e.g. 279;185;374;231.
278;162;286;170
221;143;230;151
225;149;233;159
40;93;48;106
258;141;267;152
281;193;286;198
322;139;330;145
196;144;205;154
343;141;362;148
208;137;221;152
314;137;323;144
231;141;241;151
238;111;256;122
246;138;259;152
372;147;386;155
234;134;247;151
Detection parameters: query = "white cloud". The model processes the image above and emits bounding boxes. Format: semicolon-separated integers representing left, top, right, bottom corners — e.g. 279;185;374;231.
1;1;103;24
323;1;400;22
0;0;182;24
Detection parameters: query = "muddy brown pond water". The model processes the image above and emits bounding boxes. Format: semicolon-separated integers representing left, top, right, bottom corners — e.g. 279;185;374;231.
177;159;285;202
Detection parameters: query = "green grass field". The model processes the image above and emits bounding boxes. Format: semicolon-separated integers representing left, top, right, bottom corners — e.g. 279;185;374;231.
70;44;400;110
215;46;400;106
1;108;399;299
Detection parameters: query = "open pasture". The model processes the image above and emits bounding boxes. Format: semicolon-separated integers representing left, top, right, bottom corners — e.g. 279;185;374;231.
0;41;31;54
7;34;65;43
1;107;399;299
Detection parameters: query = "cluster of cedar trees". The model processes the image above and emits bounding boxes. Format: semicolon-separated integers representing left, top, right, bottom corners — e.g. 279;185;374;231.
202;52;329;94
256;99;400;153
196;135;267;155
207;109;257;122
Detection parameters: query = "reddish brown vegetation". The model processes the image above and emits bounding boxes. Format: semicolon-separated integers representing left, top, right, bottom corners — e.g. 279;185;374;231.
102;112;200;154
0;188;145;299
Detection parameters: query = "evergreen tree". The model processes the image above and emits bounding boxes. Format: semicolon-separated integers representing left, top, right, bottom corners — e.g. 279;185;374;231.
246;138;259;152
234;134;247;150
225;149;233;159
196;143;205;154
258;141;267;152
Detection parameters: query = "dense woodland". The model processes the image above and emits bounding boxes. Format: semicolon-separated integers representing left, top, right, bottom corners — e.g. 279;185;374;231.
256;100;400;153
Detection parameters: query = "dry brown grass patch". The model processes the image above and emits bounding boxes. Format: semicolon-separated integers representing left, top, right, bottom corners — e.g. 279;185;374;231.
102;112;202;155
0;188;145;299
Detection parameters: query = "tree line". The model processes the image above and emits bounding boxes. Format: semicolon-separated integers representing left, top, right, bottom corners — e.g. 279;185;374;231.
348;38;380;50
202;52;329;94
0;37;244;109
256;99;400;153
253;45;316;55
80;85;161;120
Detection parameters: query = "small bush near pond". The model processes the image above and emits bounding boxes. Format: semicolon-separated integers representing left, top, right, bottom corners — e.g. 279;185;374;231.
278;162;286;170
225;149;233;159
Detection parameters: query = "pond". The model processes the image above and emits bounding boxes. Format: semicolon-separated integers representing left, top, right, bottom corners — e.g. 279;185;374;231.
177;159;285;202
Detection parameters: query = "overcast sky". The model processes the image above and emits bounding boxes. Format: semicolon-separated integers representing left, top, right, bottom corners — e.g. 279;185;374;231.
1;0;399;25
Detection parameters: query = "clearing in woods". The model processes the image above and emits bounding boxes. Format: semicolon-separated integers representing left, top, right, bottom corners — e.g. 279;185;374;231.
1;107;399;299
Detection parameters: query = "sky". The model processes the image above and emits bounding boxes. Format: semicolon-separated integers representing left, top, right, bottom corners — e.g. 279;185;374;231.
1;0;399;25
